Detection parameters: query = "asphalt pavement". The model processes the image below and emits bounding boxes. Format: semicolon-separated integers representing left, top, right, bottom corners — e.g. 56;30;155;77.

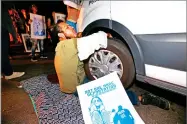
1;54;186;124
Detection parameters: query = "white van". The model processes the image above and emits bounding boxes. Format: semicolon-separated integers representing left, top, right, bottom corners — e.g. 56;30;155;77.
77;1;186;95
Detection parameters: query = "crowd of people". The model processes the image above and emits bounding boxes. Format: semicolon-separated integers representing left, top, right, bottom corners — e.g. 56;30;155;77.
6;1;81;62
2;1;81;80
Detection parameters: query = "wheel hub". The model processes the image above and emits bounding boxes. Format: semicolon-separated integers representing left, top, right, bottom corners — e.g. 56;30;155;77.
100;65;109;73
88;50;123;79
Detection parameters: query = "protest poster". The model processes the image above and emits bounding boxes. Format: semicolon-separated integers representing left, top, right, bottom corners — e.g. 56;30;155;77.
30;13;46;39
54;13;66;23
77;72;145;124
21;33;40;53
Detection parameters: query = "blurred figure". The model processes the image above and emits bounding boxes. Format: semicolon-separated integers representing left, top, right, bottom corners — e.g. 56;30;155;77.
8;7;24;59
2;2;25;85
8;7;22;43
19;9;30;34
50;17;65;50
44;18;53;51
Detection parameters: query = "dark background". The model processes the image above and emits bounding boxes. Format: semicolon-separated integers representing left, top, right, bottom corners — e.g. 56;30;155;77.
2;1;67;19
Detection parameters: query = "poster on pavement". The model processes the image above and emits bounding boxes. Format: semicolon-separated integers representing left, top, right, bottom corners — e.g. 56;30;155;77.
30;13;46;39
77;72;145;124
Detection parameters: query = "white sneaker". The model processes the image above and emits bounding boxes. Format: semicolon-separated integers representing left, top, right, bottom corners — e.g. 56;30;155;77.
40;56;48;59
5;72;25;80
31;58;38;62
17;83;23;88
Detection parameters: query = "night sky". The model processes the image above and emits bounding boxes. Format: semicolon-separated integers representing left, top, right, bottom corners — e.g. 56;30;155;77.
3;1;67;19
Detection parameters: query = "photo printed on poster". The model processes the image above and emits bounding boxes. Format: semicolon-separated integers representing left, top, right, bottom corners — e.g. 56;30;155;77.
30;13;46;39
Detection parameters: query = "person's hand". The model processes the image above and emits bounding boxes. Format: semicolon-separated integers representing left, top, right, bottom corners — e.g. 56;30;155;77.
107;33;112;38
77;32;82;38
58;33;67;41
52;11;55;17
9;33;13;42
28;19;33;24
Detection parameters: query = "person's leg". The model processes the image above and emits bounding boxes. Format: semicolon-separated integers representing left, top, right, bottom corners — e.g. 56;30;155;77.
139;92;170;110
1;27;13;76
31;39;38;62
126;90;139;105
8;40;14;60
73;76;90;97
39;39;47;58
1;27;25;81
38;39;42;56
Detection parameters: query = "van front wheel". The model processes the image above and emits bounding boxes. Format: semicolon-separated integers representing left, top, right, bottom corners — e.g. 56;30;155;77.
84;38;135;88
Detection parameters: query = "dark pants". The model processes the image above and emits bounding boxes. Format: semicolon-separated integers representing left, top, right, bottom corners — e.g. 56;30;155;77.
50;31;59;51
1;27;13;76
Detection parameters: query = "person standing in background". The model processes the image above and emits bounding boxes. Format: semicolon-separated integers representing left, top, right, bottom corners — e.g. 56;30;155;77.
46;18;52;39
19;9;30;34
2;2;25;86
8;7;18;59
28;4;47;62
9;7;23;44
45;18;53;50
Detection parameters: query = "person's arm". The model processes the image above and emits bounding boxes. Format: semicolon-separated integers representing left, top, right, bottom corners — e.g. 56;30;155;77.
9;20;17;42
2;2;16;41
25;17;30;25
4;10;17;42
77;32;82;38
26;13;33;25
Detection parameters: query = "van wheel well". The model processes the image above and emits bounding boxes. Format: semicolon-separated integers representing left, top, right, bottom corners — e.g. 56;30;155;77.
86;27;133;60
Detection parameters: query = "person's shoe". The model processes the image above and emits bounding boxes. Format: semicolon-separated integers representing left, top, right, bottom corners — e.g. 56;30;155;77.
29;53;38;57
17;83;23;88
40;55;48;59
31;57;38;62
5;72;25;80
141;92;170;110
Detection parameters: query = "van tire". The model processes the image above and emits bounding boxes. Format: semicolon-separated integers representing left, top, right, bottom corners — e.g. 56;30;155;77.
84;38;135;88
